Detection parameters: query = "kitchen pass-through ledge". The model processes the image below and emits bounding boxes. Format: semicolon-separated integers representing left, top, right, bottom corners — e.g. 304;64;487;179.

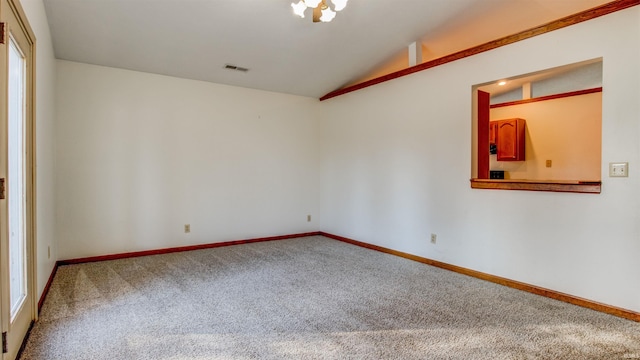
470;179;601;194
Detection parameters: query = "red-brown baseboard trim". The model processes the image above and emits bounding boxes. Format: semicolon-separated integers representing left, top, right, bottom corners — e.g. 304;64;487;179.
38;232;321;316
42;231;639;322
319;231;640;322
58;232;321;265
38;263;59;313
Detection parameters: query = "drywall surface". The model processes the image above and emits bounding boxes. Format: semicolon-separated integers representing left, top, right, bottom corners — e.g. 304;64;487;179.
319;7;639;312
21;0;58;300
490;93;601;181
56;61;320;259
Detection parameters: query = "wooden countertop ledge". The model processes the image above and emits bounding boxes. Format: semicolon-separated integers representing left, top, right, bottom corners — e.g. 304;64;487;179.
470;179;601;193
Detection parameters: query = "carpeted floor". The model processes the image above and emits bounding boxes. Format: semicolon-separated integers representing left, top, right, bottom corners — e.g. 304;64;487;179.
21;236;640;359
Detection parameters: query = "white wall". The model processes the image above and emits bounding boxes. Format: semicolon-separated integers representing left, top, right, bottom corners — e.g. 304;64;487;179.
55;61;320;259
319;7;640;312
490;93;602;181
51;6;639;314
21;0;57;300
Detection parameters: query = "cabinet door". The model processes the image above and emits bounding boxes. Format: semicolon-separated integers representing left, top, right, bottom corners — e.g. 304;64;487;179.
497;119;525;161
489;121;497;145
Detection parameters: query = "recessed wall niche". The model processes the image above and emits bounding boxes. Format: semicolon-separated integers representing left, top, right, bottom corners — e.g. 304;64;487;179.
471;58;602;193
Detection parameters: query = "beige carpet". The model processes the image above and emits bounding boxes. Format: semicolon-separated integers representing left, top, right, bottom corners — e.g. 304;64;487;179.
21;236;640;359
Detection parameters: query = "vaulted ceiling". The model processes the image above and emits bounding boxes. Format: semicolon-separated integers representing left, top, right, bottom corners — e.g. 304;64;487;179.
43;0;611;98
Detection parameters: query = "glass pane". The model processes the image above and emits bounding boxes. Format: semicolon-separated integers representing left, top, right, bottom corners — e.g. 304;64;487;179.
8;35;27;319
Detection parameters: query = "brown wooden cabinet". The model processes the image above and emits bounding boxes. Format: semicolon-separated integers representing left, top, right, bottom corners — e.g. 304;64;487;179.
495;118;526;161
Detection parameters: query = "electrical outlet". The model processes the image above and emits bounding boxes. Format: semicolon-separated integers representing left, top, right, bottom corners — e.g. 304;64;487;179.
430;233;437;244
609;162;628;177
184;224;191;233
307;215;311;222
546;160;552;168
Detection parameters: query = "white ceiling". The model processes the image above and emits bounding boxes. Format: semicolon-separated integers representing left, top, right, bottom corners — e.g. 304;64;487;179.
42;0;611;98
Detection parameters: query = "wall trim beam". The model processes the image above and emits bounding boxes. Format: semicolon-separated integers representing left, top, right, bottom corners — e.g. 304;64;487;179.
319;0;638;101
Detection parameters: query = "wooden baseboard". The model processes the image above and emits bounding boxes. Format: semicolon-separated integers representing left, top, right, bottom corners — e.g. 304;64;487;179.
37;232;321;313
319;232;640;322
41;230;639;323
38;263;59;313
57;232;321;265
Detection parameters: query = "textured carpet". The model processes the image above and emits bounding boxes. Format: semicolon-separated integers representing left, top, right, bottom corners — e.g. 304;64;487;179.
21;236;640;359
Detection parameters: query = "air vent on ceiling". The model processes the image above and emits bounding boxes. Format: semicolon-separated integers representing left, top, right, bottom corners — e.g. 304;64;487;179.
224;64;249;72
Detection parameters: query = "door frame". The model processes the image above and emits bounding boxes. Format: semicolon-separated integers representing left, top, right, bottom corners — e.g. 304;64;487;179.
0;0;37;358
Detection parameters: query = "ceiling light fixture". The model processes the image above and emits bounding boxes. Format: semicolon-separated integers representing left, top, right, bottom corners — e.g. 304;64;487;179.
498;81;507;86
291;0;348;23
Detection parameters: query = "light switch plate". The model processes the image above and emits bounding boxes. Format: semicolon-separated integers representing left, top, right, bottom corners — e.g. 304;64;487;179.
609;162;628;177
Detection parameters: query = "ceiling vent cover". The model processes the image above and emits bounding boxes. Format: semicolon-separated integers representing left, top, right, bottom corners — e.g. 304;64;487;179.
225;64;249;72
